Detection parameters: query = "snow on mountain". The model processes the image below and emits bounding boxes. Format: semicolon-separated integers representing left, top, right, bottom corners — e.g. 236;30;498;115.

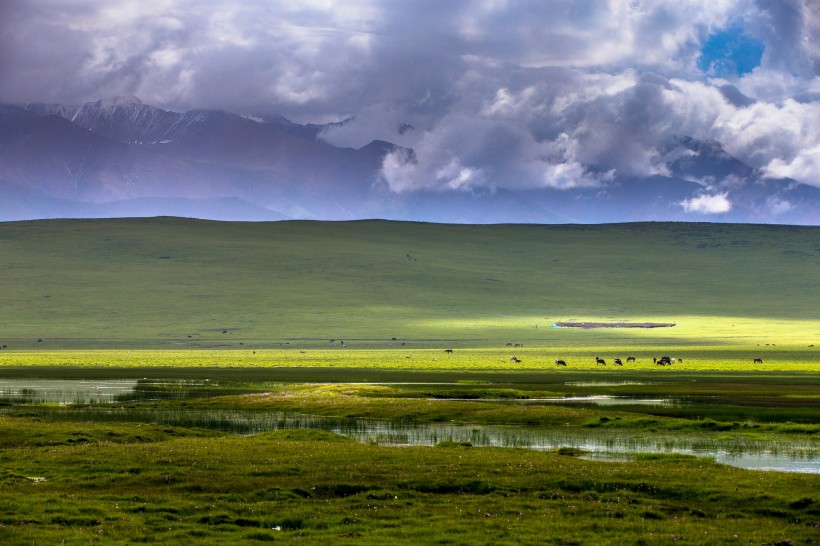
67;97;182;145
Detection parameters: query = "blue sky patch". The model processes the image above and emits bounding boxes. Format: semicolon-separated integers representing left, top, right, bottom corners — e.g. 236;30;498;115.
699;26;765;77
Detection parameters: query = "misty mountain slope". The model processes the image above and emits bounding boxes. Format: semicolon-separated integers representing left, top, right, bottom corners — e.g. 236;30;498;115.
373;187;573;224
514;176;701;224
30;97;383;193
0;177;90;220
91;197;288;221
152;109;382;193
0;105;260;203
19;98;390;219
2;98;819;224
665;136;756;181
0;175;285;221
0;104;329;224
664;136;820;224
0;105;136;200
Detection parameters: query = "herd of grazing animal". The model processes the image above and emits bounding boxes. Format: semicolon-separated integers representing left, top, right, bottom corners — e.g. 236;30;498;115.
436;350;689;367
520;355;765;367
499;354;680;367
505;354;690;367
439;348;769;367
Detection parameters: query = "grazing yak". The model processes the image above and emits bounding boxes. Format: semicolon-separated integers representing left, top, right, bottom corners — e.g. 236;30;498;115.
626;356;636;362
595;356;606;366
613;358;623;366
555;359;567;367
753;357;763;364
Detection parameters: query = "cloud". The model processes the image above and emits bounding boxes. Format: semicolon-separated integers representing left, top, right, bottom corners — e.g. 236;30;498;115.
765;196;794;216
1;1;819;193
748;0;817;78
718;84;755;107
709;98;820;184
0;1;743;111
763;144;820;184
375;66;820;193
679;192;733;214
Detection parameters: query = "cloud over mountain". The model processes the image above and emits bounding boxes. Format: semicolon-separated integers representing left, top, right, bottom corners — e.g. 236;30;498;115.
1;1;819;219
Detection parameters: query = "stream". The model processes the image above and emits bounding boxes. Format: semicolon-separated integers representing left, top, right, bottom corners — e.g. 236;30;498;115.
1;379;816;474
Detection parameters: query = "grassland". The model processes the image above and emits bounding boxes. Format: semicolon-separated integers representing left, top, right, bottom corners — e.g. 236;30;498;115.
0;218;817;544
0;347;817;371
0;218;817;347
0;371;818;545
0;420;817;545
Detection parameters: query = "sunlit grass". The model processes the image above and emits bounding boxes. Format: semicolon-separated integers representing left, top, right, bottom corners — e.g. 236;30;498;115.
418;314;819;345
0;219;817;346
0;345;817;371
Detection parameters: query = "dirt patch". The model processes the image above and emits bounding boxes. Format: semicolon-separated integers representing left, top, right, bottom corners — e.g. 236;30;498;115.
553;322;676;329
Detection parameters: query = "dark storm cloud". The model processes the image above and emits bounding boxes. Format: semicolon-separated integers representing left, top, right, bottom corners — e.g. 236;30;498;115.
750;0;816;75
1;0;818;190
0;2;94;103
718;85;755;107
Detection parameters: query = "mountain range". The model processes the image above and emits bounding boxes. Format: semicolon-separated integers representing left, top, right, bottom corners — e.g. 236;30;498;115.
1;96;818;224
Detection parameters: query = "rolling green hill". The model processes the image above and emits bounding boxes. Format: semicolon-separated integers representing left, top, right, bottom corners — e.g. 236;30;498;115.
0;218;817;348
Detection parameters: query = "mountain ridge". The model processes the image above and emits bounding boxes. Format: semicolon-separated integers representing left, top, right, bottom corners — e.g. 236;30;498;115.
1;98;818;224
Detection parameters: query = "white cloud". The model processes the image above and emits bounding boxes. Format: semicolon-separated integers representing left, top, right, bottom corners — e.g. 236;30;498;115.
762;143;820;185
539;161;614;190
435;158;482;190
378;149;415;193
679;192;732;214
718;174;747;189
765;196;794;216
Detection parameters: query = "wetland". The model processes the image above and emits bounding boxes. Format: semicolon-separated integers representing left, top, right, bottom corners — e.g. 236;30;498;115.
1;374;817;475
0;219;817;544
1;365;818;545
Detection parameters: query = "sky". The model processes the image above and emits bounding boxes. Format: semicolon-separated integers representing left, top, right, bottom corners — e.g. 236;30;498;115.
1;0;819;195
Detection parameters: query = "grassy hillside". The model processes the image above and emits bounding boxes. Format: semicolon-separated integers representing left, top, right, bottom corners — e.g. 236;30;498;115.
0;218;817;348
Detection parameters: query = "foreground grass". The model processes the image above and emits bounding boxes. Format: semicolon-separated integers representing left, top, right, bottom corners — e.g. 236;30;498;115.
0;366;817;544
0;419;818;545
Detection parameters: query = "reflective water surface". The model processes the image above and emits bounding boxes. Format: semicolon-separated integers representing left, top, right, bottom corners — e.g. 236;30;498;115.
0;379;139;404
1;379;816;474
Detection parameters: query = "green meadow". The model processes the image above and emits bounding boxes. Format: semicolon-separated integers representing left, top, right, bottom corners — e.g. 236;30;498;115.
0;218;817;346
0;218;818;544
0;347;817;371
